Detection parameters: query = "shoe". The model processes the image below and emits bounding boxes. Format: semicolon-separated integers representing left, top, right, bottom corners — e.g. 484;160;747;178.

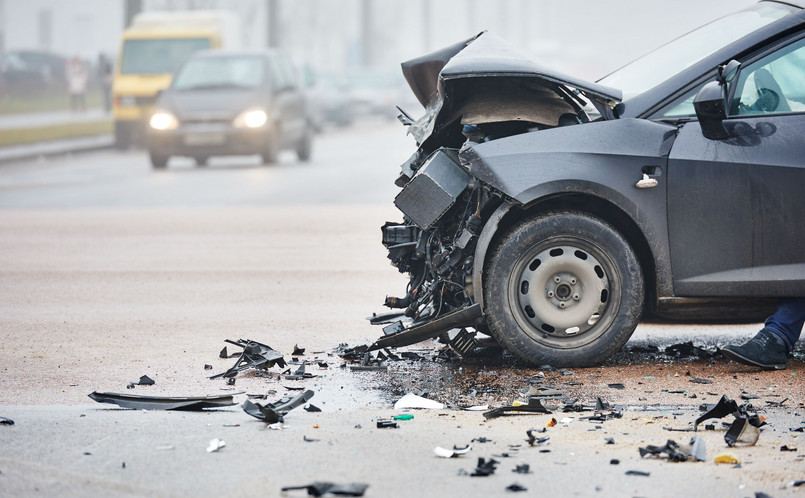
721;328;788;370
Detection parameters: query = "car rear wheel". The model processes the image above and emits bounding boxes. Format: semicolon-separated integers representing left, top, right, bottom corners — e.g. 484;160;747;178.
484;211;643;367
149;151;169;169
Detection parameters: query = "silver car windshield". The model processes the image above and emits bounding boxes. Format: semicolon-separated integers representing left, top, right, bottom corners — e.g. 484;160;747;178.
173;56;265;90
599;3;796;100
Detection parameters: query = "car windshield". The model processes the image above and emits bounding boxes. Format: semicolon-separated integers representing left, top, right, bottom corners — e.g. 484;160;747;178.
598;3;796;100
172;56;265;90
120;38;210;75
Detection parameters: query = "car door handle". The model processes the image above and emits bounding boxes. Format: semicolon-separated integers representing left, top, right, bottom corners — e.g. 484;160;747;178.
635;173;658;189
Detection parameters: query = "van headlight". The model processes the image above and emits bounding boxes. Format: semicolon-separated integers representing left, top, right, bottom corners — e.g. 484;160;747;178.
149;110;179;130
233;108;268;128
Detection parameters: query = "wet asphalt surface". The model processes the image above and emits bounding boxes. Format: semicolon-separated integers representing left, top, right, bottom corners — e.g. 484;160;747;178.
2;123;804;496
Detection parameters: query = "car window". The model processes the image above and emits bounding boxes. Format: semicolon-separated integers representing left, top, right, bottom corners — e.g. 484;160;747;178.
657;86;702;118
121;38;210;75
729;36;805;116
173;56;265;90
598;3;794;101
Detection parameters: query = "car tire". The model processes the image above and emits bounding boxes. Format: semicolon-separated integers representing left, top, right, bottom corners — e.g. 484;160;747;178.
149;150;169;169
483;211;643;367
261;129;279;165
194;156;209;167
296;125;313;162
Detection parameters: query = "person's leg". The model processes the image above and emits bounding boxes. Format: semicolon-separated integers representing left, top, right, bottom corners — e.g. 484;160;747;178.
721;298;805;370
764;297;805;351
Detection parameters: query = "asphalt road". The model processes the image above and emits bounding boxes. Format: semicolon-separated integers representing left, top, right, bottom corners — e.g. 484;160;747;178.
1;123;803;497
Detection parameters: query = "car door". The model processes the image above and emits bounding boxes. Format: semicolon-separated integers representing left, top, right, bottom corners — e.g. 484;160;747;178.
269;54;306;145
665;33;805;297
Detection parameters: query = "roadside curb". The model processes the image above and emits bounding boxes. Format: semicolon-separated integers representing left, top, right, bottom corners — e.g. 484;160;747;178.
0;134;114;165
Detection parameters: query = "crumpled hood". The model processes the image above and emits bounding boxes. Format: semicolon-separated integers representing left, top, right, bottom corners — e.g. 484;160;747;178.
400;32;622;145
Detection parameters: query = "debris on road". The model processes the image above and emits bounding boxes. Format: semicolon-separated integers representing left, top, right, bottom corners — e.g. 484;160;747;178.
292;344;306;356
434;445;471;458
88;392;236;410
241;390;314;423
376;420;399;429
714;453;739;464
468;457;499;477
281;482;369;497
0;417;14;425
525;429;549;447
206;438;225;453
664;342;714;358
210;339;286;379
506;483;527;492
625;470;650;477
483;397;551;419
304;404;322;413
394;393;444;410
639;436;706;462
512;464;531;474
695;395;764;447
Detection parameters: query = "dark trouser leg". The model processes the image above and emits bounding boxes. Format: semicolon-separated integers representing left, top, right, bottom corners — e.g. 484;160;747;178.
765;297;805;352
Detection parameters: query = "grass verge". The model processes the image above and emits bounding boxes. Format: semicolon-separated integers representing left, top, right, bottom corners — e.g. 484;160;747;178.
0;120;112;147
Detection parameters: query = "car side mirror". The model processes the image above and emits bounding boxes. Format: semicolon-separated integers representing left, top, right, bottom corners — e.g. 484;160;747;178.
694;80;730;140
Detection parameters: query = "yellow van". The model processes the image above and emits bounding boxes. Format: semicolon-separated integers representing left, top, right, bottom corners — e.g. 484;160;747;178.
112;11;240;148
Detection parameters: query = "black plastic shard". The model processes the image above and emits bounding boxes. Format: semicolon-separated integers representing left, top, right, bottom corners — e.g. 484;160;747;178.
512;464;531;474
281;482;369;497
88;392;235;410
725;417;760;447
639;440;688;462
483;397;552;419
525;429;549;447
506;483;528;492
0;417;14;425
292;344;306;356
219;347;228;358
694;395;738;430
138;375;155;385
470;458;499;477
625;470;650;477
242;390;314;423
211;339;287;379
304;404;322;412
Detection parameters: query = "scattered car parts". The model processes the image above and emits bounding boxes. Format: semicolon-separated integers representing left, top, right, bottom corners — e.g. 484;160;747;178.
241;390;314;423
281;482;369;497
88;392;236;410
211;339;286;379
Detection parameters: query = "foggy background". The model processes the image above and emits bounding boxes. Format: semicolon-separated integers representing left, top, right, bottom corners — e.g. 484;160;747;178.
1;0;756;85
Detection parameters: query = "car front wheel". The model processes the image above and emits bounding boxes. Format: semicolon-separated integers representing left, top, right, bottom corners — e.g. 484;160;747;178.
149;150;169;169
484;211;643;367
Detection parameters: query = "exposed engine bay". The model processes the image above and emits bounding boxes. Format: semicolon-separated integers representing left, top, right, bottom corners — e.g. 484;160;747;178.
370;31;621;353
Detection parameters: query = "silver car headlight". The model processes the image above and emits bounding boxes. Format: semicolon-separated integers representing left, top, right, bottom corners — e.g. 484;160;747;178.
149;110;179;130
233;108;268;128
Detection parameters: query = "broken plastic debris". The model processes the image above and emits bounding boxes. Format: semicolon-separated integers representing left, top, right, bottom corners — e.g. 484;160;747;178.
469;458;499;477
394;393;444;410
506;483;527;492
281;482;369;497
137;375;155;386
690;435;707;462
689;377;712;384
461;405;489;411
292;344;306;356
625;470;650;477
781;445;797;452
206;438;225;453
211;338;286;379
512;464;531;474
434;445;471;458
376;420;398;429
483;398;551;419
304;404;322;413
559;417;574;425
88;392;235;410
725;417;760;447
394;414;414;421
714;453;739;464
525;428;549;447
608;383;625;389
639;440;689;462
241;390;314;423
0;417;14;426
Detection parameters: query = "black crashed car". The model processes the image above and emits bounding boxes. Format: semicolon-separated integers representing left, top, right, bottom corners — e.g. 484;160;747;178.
147;50;313;169
373;0;805;367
